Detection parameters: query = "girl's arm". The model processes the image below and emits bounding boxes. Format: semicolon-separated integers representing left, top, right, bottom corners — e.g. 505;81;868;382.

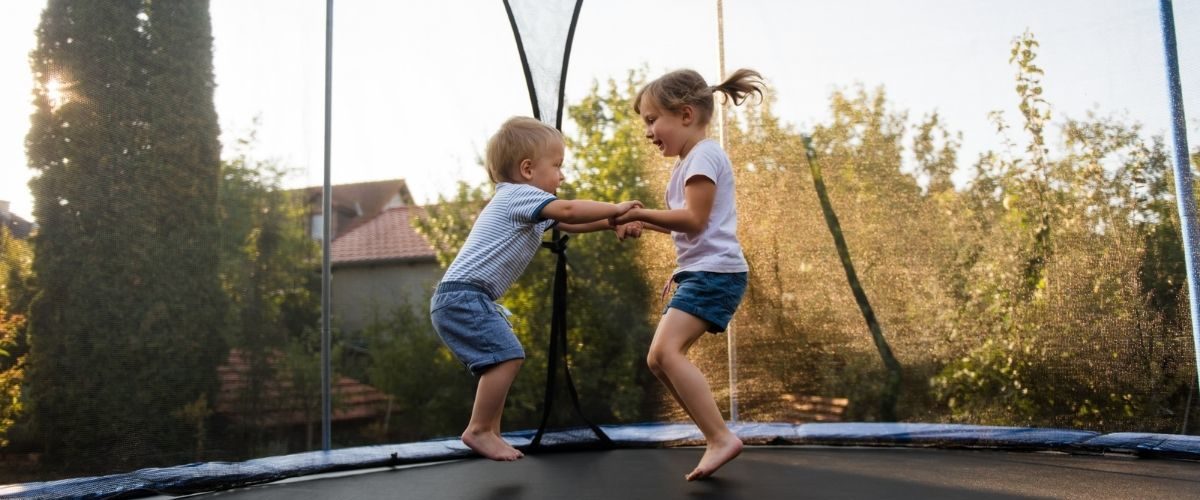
614;177;715;236
641;222;671;234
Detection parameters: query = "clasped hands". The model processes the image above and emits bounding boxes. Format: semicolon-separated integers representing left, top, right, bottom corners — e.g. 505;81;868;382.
611;200;645;242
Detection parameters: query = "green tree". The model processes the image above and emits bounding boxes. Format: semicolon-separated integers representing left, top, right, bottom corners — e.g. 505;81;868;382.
932;32;1192;431
0;228;33;448
215;130;320;455
25;0;226;471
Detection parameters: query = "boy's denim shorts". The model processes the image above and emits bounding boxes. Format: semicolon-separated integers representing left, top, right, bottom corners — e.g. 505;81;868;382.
663;271;749;333
430;282;525;376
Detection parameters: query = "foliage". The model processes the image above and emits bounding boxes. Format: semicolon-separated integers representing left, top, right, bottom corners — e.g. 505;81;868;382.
24;0;227;471
362;302;473;441
215;128;321;454
928;32;1192;430
0;227;34;449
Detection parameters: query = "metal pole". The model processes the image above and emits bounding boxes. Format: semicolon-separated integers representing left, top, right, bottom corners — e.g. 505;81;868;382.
321;0;334;452
716;0;738;424
1159;0;1200;401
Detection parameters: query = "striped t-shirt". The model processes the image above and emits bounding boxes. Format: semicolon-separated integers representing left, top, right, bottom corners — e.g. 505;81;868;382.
439;182;558;300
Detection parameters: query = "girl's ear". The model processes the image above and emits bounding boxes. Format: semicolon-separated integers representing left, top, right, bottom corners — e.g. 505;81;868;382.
680;105;696;126
518;158;534;181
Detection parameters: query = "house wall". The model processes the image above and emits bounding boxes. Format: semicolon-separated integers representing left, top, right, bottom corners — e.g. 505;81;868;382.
332;260;443;333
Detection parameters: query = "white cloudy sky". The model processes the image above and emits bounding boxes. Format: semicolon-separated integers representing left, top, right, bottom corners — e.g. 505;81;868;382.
1;0;1197;222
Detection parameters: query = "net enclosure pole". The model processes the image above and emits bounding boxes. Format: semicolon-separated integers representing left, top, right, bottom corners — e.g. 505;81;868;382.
1158;0;1200;397
715;0;739;425
320;0;335;452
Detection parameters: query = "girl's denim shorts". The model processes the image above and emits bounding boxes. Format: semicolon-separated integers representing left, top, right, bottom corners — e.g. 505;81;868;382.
664;271;749;333
430;282;524;375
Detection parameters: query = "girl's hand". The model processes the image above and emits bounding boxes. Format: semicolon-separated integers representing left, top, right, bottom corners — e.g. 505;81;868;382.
611;207;640;225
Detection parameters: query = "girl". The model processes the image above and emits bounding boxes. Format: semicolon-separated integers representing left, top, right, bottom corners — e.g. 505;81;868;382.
613;68;764;481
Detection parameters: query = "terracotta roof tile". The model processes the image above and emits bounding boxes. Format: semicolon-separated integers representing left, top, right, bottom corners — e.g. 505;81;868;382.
331;206;436;266
216;349;391;426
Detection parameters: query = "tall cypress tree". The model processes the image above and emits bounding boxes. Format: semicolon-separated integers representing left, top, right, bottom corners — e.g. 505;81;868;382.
26;0;225;472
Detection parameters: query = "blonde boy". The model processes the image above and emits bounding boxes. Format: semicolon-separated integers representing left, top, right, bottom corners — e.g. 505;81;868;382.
430;116;641;460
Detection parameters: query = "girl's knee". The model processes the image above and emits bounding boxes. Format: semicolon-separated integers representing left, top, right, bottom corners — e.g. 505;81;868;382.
646;348;675;376
646;352;663;376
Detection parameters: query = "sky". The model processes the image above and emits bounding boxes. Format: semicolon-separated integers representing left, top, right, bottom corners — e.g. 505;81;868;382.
2;0;1198;223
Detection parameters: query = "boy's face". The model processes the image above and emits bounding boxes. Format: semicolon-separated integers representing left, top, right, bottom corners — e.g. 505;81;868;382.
521;138;565;195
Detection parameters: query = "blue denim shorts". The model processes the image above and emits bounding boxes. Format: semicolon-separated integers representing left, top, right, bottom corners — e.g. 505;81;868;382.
430;282;525;376
663;271;748;333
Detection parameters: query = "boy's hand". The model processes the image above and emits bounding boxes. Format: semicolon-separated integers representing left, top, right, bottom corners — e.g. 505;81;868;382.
615;200;643;215
615;221;644;241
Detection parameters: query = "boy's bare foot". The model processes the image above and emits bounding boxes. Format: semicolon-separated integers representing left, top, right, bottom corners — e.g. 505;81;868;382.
462;430;523;461
685;434;742;481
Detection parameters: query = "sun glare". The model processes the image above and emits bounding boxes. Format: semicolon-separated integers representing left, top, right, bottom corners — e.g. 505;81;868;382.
45;77;67;110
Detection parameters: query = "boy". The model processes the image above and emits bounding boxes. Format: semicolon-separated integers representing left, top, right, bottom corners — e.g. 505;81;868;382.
430;116;642;460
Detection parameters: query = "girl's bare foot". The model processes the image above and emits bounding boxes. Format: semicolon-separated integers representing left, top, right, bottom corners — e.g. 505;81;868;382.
685;434;743;481
462;430;523;461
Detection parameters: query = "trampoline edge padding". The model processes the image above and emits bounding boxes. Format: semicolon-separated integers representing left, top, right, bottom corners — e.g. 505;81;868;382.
3;422;1198;499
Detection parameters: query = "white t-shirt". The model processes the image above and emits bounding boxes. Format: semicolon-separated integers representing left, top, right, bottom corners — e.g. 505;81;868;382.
666;138;748;274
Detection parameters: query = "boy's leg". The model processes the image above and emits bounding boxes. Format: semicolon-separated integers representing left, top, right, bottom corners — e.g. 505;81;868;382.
647;308;742;481
462;358;524;461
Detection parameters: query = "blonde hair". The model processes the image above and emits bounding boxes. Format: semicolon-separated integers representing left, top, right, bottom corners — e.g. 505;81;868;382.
634;68;765;125
485;116;563;184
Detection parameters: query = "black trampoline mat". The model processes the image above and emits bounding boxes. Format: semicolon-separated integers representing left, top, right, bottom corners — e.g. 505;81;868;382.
191;446;1200;499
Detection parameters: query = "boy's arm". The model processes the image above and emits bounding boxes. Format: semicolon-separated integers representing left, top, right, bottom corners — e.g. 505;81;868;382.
557;220;614;234
614;177;715;235
541;199;640;224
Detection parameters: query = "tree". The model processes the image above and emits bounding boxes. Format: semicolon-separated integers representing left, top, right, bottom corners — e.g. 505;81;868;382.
215;129;320;455
931;32;1192;431
0;228;33;448
26;0;226;471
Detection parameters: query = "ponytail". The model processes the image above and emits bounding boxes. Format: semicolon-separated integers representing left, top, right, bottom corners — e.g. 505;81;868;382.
636;68;765;125
710;68;765;106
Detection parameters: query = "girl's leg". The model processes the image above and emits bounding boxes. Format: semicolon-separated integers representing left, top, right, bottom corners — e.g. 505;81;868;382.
462;358;524;461
648;325;703;423
646;309;742;481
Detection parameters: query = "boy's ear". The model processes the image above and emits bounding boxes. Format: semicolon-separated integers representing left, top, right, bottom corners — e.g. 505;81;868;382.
518;158;534;180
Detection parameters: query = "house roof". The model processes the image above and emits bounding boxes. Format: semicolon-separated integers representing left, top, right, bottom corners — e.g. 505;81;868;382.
0;207;33;240
216;349;391;426
301;179;413;217
331;206;437;266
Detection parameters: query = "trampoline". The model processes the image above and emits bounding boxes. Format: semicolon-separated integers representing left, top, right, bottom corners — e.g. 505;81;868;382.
5;423;1198;498
175;448;1200;500
3;0;1200;499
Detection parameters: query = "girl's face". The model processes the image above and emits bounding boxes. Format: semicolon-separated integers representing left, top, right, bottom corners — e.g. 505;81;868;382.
523;138;565;195
639;96;701;158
